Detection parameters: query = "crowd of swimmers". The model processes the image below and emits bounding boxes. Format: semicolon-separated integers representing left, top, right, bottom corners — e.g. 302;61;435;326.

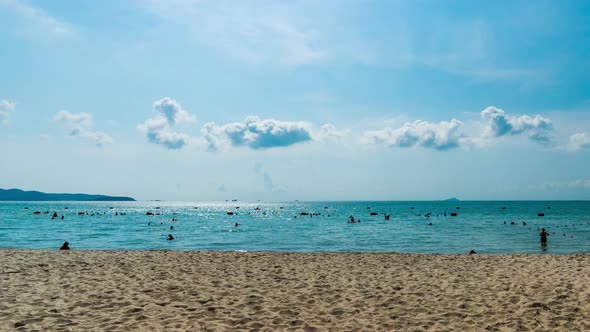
36;205;589;250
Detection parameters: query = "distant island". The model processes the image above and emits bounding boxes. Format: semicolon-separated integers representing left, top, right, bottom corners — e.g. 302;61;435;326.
0;188;135;201
443;197;460;201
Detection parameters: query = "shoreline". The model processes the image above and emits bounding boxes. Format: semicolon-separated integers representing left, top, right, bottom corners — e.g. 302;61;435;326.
2;250;589;331
1;248;589;255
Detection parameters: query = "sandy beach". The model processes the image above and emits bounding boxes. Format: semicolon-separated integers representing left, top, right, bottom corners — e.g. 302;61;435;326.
1;250;589;331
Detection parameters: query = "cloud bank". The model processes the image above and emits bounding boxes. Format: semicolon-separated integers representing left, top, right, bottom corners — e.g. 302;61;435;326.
364;106;558;150
364;119;465;151
0;100;16;124
201;116;313;151
568;132;590;151
54;111;113;146
138;97;196;149
481;106;552;144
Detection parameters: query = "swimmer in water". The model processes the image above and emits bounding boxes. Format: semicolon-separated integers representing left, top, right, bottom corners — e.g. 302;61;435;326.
539;228;549;245
167;234;175;240
59;242;70;250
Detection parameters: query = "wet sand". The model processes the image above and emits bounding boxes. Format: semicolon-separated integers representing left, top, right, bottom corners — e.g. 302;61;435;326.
1;250;589;331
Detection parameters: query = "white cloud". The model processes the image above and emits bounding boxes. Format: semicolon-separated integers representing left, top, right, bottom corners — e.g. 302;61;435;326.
201;116;313;151
143;0;324;66
314;123;348;143
153;97;196;125
137;97;196;149
568;132;590;151
54;111;113;146
0;0;72;35
529;179;590;191
0;99;16;124
364;119;465;151
567;179;590;189
481;106;553;144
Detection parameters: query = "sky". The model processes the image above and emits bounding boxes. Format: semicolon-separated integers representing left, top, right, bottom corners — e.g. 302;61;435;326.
1;0;590;201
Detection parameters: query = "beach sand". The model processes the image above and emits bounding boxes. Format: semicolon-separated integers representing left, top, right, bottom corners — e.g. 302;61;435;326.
1;250;589;331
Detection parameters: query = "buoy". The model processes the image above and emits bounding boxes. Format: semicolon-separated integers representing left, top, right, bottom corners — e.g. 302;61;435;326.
450;212;457;217
538;213;544;217
226;211;234;215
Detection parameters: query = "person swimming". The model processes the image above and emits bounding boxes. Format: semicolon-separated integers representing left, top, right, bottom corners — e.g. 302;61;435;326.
540;228;549;245
167;234;175;240
59;242;70;250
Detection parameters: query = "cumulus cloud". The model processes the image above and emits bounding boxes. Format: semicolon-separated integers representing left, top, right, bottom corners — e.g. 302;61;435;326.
364;119;465;150
54;111;113;146
0;99;16;124
153;97;196;125
481;106;552;144
201;116;313;151
315;123;348;143
568;132;590;151
138;97;196;149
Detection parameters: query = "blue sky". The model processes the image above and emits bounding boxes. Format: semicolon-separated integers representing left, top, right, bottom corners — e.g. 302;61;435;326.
1;0;589;201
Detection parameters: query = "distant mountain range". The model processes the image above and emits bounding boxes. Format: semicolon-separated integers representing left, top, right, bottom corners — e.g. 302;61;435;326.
443;197;460;201
0;188;135;201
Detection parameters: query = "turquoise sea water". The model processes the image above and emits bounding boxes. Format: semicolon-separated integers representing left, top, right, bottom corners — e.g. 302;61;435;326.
1;201;589;254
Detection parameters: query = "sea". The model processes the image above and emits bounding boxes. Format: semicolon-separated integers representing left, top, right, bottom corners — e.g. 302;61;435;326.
1;201;589;254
